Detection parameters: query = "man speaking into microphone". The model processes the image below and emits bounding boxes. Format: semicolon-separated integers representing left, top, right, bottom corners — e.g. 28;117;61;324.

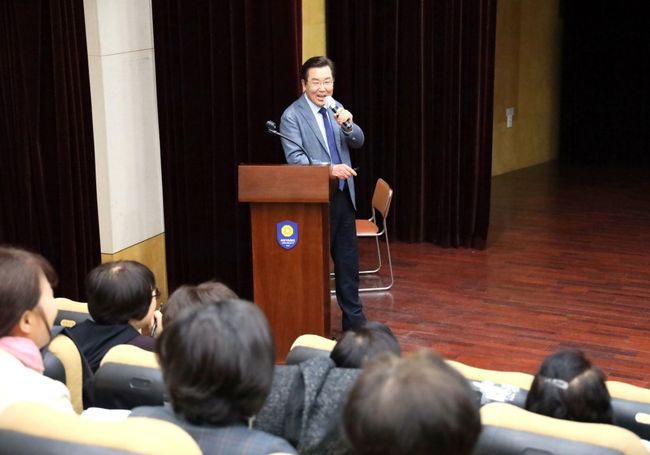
279;56;367;332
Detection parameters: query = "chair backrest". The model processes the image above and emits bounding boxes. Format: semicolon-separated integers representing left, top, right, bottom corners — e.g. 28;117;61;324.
608;380;650;440
476;402;647;455
285;334;336;364
447;360;533;407
54;297;91;328
47;334;84;413
94;344;165;410
371;178;393;219
42;348;66;385
0;402;201;455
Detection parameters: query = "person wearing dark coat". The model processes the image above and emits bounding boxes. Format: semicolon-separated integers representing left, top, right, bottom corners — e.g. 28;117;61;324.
255;355;360;454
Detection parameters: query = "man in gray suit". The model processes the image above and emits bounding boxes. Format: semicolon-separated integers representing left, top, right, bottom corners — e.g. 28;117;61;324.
279;56;367;331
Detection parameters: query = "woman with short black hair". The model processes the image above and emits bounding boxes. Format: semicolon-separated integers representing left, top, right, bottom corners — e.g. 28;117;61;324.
69;260;159;372
330;321;400;368
131;299;296;454
525;349;612;423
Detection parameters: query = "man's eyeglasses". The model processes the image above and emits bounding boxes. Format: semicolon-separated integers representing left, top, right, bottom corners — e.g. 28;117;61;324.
308;79;334;89
152;288;163;312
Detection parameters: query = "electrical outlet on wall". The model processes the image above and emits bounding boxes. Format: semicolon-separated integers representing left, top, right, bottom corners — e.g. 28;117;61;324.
506;107;515;128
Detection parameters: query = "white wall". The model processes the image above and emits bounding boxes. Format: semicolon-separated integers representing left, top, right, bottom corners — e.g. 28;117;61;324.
84;0;164;253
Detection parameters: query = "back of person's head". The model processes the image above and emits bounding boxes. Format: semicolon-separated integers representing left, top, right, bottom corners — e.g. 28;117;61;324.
162;281;237;328
86;260;156;325
330;321;401;368
157;298;275;426
343;350;481;455
0;246;58;347
525;349;612;423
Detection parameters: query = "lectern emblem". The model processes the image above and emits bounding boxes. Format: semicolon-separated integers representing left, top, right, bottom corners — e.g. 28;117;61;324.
277;220;298;250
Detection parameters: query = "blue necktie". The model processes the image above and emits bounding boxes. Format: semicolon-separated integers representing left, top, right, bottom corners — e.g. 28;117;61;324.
319;107;344;190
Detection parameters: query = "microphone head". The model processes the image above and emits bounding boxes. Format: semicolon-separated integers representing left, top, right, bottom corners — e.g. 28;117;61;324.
265;120;277;132
324;96;337;111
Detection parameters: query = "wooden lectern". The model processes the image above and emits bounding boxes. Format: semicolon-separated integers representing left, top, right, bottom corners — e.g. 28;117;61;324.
238;164;332;359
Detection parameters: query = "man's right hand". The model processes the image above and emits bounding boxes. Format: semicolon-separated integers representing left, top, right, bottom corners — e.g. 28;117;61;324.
331;164;357;180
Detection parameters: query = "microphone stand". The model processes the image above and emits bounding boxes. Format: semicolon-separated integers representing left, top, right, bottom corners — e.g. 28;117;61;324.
265;121;313;165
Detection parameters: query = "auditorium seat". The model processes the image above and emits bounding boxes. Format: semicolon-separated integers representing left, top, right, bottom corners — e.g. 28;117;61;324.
42;348;66;386
285;334;336;364
447;360;533;407
608;380;650;441
0;402;201;454
54;297;91;328
94;344;165;409
476;402;647;455
47;333;85;413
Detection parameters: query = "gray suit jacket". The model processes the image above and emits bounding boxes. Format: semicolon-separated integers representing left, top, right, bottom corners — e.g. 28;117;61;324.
131;404;297;455
280;94;364;209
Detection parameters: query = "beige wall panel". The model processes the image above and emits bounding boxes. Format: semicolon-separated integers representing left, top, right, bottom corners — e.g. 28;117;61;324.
492;0;563;176
101;233;169;303
303;0;326;61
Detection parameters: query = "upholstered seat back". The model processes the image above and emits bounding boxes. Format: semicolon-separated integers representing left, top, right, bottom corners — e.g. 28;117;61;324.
0;402;201;454
54;297;92;328
608;380;650;440
47;333;84;413
94;344;165;409
475;402;647;455
285;334;336;364
447;360;533;407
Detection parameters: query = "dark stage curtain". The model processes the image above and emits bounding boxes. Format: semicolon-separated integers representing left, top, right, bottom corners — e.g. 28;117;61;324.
326;0;496;248
152;0;302;297
0;0;99;299
560;0;650;165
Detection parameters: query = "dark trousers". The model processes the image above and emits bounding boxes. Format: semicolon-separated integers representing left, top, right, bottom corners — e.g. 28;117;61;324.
330;186;367;331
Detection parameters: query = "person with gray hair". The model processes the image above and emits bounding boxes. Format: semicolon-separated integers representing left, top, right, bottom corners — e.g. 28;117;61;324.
343;350;481;455
158;280;237;331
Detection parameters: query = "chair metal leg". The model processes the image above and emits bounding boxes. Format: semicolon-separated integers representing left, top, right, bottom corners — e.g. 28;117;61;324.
359;235;382;274
331;234;382;277
359;229;393;292
331;217;394;293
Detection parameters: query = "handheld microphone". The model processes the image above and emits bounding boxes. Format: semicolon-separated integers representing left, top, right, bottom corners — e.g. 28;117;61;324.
324;96;353;132
265;120;312;165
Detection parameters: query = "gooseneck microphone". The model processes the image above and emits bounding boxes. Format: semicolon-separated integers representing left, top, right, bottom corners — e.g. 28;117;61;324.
324;96;353;133
265;120;312;165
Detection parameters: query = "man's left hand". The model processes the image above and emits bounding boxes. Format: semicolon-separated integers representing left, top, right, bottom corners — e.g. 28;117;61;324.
334;107;353;128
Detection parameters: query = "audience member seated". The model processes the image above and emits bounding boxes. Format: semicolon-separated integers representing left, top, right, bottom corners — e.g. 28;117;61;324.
284;334;336;364
0;246;73;413
343;350;481;455
257;322;400;453
68;260;159;373
330;321;401;368
130;299;296;454
158;280;237;332
525;349;613;424
255;351;361;453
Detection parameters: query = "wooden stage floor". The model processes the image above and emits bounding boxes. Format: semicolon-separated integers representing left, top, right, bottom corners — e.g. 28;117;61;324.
330;162;650;387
